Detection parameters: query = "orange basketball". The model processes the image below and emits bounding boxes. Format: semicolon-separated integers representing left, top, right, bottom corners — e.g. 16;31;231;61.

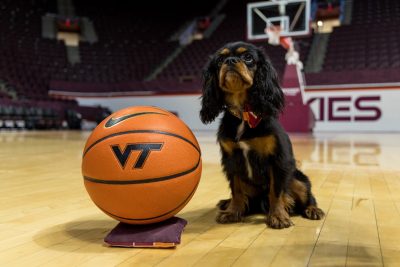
82;106;202;224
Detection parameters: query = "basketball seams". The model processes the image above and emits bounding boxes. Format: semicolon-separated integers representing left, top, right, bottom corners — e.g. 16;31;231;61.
83;157;201;185
94;178;200;222
83;130;201;157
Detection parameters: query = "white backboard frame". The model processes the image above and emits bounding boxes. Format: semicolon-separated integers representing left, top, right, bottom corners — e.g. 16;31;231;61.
247;0;311;41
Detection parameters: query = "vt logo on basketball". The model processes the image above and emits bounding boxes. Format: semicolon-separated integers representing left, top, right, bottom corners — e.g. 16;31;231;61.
111;143;163;169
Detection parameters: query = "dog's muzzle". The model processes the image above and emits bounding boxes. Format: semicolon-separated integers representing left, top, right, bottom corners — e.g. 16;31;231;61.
224;57;240;66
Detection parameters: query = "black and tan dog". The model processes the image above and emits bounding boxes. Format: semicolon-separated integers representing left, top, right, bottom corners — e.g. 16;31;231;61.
200;41;324;228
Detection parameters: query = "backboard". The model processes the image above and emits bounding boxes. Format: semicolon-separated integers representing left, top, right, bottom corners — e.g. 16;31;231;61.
247;0;311;41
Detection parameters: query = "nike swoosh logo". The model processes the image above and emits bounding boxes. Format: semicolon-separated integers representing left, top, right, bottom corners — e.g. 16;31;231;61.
105;112;166;128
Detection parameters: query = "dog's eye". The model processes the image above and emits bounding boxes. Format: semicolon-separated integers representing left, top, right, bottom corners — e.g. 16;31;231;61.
216;56;224;67
241;53;254;63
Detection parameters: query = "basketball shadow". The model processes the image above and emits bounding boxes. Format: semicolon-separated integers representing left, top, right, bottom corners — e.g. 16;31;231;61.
32;208;219;252
33;215;118;252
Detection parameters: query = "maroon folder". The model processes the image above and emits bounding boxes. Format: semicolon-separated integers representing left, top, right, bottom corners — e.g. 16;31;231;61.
104;217;187;248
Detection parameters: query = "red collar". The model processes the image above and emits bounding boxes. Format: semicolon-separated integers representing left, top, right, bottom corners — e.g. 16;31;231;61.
227;104;262;128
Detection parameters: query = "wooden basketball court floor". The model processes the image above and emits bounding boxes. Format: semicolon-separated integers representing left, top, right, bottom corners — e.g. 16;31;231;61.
1;130;400;266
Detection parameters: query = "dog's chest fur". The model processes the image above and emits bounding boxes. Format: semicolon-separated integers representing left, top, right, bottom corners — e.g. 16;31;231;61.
218;115;277;184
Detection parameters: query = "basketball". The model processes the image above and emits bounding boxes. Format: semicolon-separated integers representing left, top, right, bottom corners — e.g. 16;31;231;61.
81;106;202;224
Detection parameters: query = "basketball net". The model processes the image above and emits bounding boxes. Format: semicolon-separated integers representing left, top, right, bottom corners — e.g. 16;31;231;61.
265;25;292;50
265;25;282;46
265;25;303;70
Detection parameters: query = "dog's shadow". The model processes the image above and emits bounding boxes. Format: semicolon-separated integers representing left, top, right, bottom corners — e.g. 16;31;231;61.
178;205;273;234
176;207;219;233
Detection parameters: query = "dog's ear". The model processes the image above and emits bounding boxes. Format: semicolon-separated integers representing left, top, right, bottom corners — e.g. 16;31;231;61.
200;57;224;124
248;48;284;118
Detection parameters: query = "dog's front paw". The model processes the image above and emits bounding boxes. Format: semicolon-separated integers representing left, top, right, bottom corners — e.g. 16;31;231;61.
304;206;325;220
266;213;293;229
216;210;243;224
216;199;231;211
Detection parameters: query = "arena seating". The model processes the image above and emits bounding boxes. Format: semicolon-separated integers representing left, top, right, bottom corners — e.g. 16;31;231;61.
351;0;400;25
0;97;111;130
0;91;11;100
310;0;400;85
323;24;400;72
59;1;182;82
0;0;122;128
0;0;62;100
66;0;216;83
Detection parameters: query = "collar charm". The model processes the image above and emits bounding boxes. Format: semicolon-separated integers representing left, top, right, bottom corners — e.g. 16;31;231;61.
243;104;261;128
227;104;262;128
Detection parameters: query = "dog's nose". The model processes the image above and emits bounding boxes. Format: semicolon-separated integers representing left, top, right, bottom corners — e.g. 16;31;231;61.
225;57;239;66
